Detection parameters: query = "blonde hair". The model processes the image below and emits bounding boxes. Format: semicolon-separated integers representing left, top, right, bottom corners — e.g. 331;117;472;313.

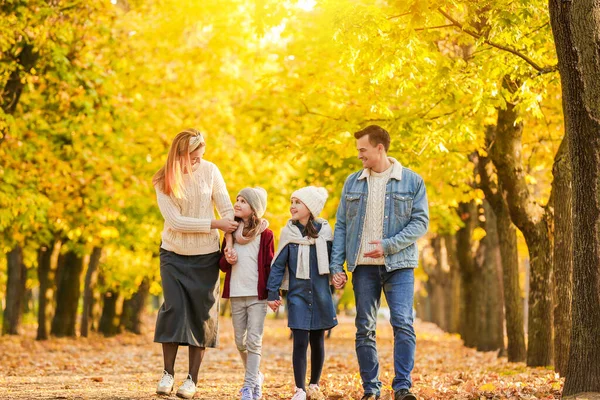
153;129;205;198
236;212;262;239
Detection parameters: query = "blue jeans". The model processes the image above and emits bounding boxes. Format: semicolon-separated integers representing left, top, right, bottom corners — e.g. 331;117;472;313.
353;266;416;394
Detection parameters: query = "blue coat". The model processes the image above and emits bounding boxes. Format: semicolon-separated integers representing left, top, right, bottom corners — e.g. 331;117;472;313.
267;221;338;331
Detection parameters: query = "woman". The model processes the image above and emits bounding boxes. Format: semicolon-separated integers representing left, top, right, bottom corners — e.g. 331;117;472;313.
153;129;238;399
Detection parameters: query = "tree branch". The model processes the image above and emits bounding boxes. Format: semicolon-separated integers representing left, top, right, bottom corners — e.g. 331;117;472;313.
414;24;455;32
300;100;346;121
438;8;558;74
387;11;412;20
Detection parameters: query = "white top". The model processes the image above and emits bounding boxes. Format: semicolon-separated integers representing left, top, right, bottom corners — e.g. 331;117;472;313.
229;234;261;297
357;165;393;265
155;160;234;256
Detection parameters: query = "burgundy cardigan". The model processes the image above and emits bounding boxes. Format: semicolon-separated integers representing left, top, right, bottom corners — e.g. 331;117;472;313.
219;228;275;300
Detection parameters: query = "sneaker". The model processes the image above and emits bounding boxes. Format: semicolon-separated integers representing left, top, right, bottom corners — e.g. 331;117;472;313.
253;372;264;400
291;388;307;400
240;386;254;400
306;384;325;400
176;374;197;399
156;370;174;395
360;394;380;400
394;389;417;400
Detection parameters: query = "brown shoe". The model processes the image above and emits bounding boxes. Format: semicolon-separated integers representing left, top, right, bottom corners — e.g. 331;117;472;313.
394;389;417;400
360;394;380;400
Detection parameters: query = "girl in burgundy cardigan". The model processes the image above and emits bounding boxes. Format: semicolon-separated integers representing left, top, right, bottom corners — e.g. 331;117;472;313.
219;187;274;400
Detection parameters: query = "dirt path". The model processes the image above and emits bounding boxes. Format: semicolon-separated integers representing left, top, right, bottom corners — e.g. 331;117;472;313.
0;315;562;399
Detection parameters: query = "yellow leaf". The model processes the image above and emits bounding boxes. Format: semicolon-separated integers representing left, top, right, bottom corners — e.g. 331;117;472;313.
479;383;496;391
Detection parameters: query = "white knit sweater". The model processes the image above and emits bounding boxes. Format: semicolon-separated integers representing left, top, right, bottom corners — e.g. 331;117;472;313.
357;166;393;265
155;160;234;256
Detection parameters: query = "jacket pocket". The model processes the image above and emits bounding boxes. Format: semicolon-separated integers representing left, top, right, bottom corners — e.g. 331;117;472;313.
345;194;361;220
393;193;413;219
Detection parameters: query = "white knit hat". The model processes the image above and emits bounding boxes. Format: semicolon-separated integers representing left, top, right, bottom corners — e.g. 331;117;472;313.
238;187;268;218
291;186;328;218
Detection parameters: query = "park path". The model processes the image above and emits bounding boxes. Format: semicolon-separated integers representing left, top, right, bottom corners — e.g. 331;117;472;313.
0;315;562;399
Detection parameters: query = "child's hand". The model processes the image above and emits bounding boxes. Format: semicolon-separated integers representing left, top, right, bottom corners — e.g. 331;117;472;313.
332;272;347;289
268;298;282;312
224;247;238;264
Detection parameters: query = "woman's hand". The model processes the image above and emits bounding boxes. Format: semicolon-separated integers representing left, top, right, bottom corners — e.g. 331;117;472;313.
268;297;282;312
211;219;239;233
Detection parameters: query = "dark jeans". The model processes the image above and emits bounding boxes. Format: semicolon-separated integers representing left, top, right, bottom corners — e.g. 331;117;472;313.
353;266;416;394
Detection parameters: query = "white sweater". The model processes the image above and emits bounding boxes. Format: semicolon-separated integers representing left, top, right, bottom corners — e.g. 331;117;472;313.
155;160;234;256
229;235;261;297
357;166;393;265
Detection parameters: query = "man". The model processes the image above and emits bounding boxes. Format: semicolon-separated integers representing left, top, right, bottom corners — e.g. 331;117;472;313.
330;125;429;400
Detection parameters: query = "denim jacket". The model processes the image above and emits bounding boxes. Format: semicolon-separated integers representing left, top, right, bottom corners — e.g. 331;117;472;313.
330;158;429;274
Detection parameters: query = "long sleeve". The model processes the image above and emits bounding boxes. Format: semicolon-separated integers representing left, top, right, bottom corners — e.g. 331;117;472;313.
156;160;233;256
156;187;212;233
381;178;429;254
267;244;289;301
218;238;232;272
212;165;234;220
330;178;350;274
264;230;275;268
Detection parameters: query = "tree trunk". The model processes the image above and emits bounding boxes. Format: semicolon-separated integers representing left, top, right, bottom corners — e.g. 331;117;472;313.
81;247;102;337
490;92;554;367
456;201;479;348
89;272;105;332
477;200;505;353
98;291;122;337
2;246;26;335
479;132;527;362
431;236;450;331
121;279;149;334
551;138;573;376
0;43;39;146
496;199;526;362
549;0;600;394
422;237;448;330
51;249;85;337
36;241;60;340
442;234;462;334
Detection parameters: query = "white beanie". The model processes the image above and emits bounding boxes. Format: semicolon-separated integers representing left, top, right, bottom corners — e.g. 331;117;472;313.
238;187;268;218
291;186;328;218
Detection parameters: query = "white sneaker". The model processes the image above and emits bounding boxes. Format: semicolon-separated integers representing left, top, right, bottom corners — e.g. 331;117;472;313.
240;386;254;400
253;372;264;400
156;370;174;395
291;388;307;400
176;374;197;399
306;384;325;400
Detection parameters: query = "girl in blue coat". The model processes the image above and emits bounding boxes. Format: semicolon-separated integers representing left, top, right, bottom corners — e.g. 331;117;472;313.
267;186;338;400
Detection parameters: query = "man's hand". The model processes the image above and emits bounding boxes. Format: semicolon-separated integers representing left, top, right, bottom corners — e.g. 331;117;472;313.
363;240;385;258
268;297;282;312
332;272;347;289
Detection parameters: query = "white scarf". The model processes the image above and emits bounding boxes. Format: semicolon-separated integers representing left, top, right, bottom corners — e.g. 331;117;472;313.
272;218;334;290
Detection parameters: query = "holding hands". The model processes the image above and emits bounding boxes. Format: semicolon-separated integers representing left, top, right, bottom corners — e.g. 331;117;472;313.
224;247;238;264
332;272;347;289
268;297;282;312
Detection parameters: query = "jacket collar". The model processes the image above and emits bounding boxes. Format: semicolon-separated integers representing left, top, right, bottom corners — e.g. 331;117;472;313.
358;157;403;181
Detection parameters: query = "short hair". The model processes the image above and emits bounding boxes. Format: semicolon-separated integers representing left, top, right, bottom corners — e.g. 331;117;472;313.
354;125;391;152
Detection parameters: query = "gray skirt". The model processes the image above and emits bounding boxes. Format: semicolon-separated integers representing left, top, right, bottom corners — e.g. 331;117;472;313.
154;248;220;347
